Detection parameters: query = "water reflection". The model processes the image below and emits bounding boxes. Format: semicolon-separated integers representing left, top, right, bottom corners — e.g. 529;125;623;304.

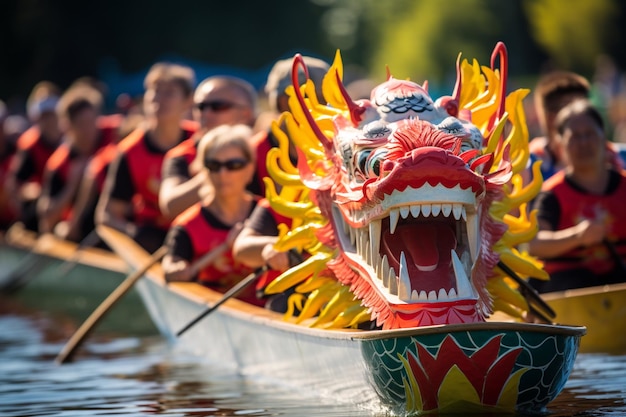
0;307;625;417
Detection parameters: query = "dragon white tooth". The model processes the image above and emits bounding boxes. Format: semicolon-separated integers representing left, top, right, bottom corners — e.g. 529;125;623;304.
419;290;428;300
411;289;420;301
359;229;367;256
461;206;467;221
400;206;410;219
398;252;412;300
422;204;431;217
452;204;462;220
451;249;475;298
369;220;381;260
410;204;421;218
388;267;398;295
438;288;448;300
381;255;390;287
431;203;441;217
448;287;457;298
428;290;437;301
466;213;479;263
389;209;400;234
442;203;452;217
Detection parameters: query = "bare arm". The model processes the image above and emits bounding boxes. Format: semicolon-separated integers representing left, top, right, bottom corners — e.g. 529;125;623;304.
528;218;607;259
38;158;87;233
158;171;209;220
232;226;290;271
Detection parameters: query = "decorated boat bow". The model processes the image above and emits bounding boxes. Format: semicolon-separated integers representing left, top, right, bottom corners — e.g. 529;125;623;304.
260;43;584;414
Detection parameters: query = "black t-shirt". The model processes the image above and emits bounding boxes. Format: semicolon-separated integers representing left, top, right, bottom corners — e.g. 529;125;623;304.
15;135;57;182
533;170;622;230
246;203;279;236
162;152;192;181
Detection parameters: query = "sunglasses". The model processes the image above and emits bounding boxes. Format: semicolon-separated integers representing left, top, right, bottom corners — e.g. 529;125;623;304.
204;158;249;172
196;100;242;112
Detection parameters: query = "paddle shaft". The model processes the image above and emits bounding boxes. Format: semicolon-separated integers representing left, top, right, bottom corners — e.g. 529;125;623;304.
188;243;228;277
55;245;168;364
497;261;556;322
176;266;267;337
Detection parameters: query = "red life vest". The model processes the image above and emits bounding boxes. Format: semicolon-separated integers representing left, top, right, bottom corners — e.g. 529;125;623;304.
0;147;17;226
44;119;120;221
173;202;263;306
14;126;58;185
165;137;197;167
118;125;195;229
542;170;626;275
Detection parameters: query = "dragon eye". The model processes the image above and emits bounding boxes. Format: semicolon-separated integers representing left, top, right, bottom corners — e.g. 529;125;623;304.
357;150;372;174
366;149;388;177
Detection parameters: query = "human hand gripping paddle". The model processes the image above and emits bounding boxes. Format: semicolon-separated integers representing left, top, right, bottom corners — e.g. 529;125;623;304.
55;226;229;364
175;249;303;337
496;261;556;324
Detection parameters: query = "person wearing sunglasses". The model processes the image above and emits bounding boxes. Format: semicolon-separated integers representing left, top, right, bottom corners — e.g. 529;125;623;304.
96;62;197;253
159;76;257;220
162;124;263;306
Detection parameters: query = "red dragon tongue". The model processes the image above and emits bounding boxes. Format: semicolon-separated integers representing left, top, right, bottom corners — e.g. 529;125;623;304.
382;222;457;273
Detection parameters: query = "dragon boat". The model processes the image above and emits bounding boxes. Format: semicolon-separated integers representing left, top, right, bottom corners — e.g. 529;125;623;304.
0;224;152;333
99;225;584;415
104;42;585;415
542;283;626;354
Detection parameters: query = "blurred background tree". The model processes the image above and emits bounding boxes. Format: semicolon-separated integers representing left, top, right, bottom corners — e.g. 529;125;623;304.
2;0;625;111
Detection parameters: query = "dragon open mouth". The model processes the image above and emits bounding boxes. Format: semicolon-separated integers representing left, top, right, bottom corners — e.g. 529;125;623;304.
334;183;479;305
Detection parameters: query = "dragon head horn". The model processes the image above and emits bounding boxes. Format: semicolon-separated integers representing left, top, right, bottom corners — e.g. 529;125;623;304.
334;68;367;127
291;54;334;153
488;42;508;134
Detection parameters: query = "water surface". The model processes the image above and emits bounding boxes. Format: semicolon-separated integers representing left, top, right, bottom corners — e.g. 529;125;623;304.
0;299;625;416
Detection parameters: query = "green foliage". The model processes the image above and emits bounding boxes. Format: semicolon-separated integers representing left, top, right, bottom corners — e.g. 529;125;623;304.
523;0;618;72
365;0;499;84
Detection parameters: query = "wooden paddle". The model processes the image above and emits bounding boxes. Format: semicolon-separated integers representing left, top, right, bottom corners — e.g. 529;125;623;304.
55;226;230;364
176;265;268;337
55;244;168;364
496;261;556;323
175;249;302;337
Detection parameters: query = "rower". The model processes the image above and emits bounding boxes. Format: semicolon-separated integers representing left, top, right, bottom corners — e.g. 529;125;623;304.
162;124;263;306
95;62;196;253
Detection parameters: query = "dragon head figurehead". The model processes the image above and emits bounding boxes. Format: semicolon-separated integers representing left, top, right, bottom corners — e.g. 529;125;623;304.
264;43;547;330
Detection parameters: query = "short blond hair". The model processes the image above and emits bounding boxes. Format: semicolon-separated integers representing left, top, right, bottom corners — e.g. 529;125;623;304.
194;124;254;171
